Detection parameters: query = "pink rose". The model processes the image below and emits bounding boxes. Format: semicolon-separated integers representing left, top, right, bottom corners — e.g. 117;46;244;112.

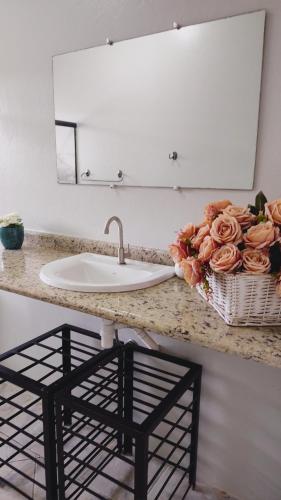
243;221;278;249
223;205;256;229
275;227;281;243
276;274;281;298
169;243;188;263
210;214;243;245
191;224;210;250
210;244;242;273
198;236;218;263
265;199;281;226
204;199;232;223
181;257;203;287
177;223;196;243
242;249;271;274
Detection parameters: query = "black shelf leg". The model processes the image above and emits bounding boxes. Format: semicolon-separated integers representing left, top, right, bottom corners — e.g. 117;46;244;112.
42;394;58;500
123;346;134;455
189;368;202;489
62;325;72;426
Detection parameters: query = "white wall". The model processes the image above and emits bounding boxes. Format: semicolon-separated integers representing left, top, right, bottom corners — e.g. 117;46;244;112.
0;2;281;499
0;0;281;249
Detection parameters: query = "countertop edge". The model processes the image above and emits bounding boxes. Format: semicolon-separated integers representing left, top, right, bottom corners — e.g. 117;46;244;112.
1;281;280;370
0;237;280;370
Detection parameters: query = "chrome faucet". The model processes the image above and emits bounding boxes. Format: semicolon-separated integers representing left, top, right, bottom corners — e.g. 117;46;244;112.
104;216;126;265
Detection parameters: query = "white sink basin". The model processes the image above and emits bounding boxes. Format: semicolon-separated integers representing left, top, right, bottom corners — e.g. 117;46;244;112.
40;253;175;292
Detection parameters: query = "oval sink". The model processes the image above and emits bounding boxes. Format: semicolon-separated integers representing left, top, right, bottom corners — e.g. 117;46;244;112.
40;253;175;292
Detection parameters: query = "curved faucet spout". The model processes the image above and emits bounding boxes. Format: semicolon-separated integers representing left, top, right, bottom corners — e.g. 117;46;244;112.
104;216;126;264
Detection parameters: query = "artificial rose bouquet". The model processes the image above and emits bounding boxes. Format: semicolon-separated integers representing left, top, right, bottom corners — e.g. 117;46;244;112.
169;192;281;297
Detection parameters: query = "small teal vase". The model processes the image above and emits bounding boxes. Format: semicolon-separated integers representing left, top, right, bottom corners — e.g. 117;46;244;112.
0;225;24;250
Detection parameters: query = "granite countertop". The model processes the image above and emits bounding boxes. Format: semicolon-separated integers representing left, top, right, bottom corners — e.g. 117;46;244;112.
0;232;281;369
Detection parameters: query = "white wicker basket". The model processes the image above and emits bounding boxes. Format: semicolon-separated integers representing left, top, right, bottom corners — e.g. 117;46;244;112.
197;272;281;326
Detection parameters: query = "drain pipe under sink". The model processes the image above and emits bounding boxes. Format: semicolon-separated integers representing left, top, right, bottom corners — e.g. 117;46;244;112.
100;319;116;349
100;319;159;350
133;329;159;350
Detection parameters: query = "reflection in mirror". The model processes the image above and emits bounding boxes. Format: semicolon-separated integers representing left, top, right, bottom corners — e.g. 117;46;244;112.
53;11;265;189
55;120;77;184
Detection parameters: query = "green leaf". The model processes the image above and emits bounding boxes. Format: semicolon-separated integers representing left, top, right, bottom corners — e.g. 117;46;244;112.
202;277;211;294
248;204;259;216
257;214;267;223
255;191;267;213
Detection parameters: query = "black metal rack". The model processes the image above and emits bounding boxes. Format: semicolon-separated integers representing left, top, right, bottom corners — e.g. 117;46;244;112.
0;324;112;500
55;342;202;500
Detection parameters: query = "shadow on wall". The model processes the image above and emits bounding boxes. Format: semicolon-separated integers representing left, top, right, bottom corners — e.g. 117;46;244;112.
152;330;281;500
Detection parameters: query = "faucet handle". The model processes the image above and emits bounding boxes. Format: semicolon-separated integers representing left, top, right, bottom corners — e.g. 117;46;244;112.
125;243;131;258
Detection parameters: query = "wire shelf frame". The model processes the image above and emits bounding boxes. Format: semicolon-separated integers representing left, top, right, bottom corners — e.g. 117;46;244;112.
0;324;117;500
56;343;202;500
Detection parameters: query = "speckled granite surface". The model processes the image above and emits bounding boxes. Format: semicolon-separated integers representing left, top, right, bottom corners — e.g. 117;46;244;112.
0;231;281;369
24;230;172;265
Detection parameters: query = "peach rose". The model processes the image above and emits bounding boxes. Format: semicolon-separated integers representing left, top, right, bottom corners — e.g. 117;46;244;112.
191;224;210;250
275;227;281;243
210;244;242;273
242;249;271;274
265;199;281;225
204;199;232;223
198;236;218;263
210;214;243;245
243;221;278;249
223;205;256;229
169;243;188;263
276;274;281;298
181;257;203;287
177;223;196;243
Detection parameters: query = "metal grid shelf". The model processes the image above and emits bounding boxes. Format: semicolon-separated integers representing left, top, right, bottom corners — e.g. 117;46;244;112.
0;324;114;500
56;342;202;500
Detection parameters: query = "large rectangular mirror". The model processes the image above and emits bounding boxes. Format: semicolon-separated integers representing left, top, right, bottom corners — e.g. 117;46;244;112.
53;10;265;189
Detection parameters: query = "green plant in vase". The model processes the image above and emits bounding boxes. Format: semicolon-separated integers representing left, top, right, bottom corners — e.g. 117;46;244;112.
0;213;24;250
